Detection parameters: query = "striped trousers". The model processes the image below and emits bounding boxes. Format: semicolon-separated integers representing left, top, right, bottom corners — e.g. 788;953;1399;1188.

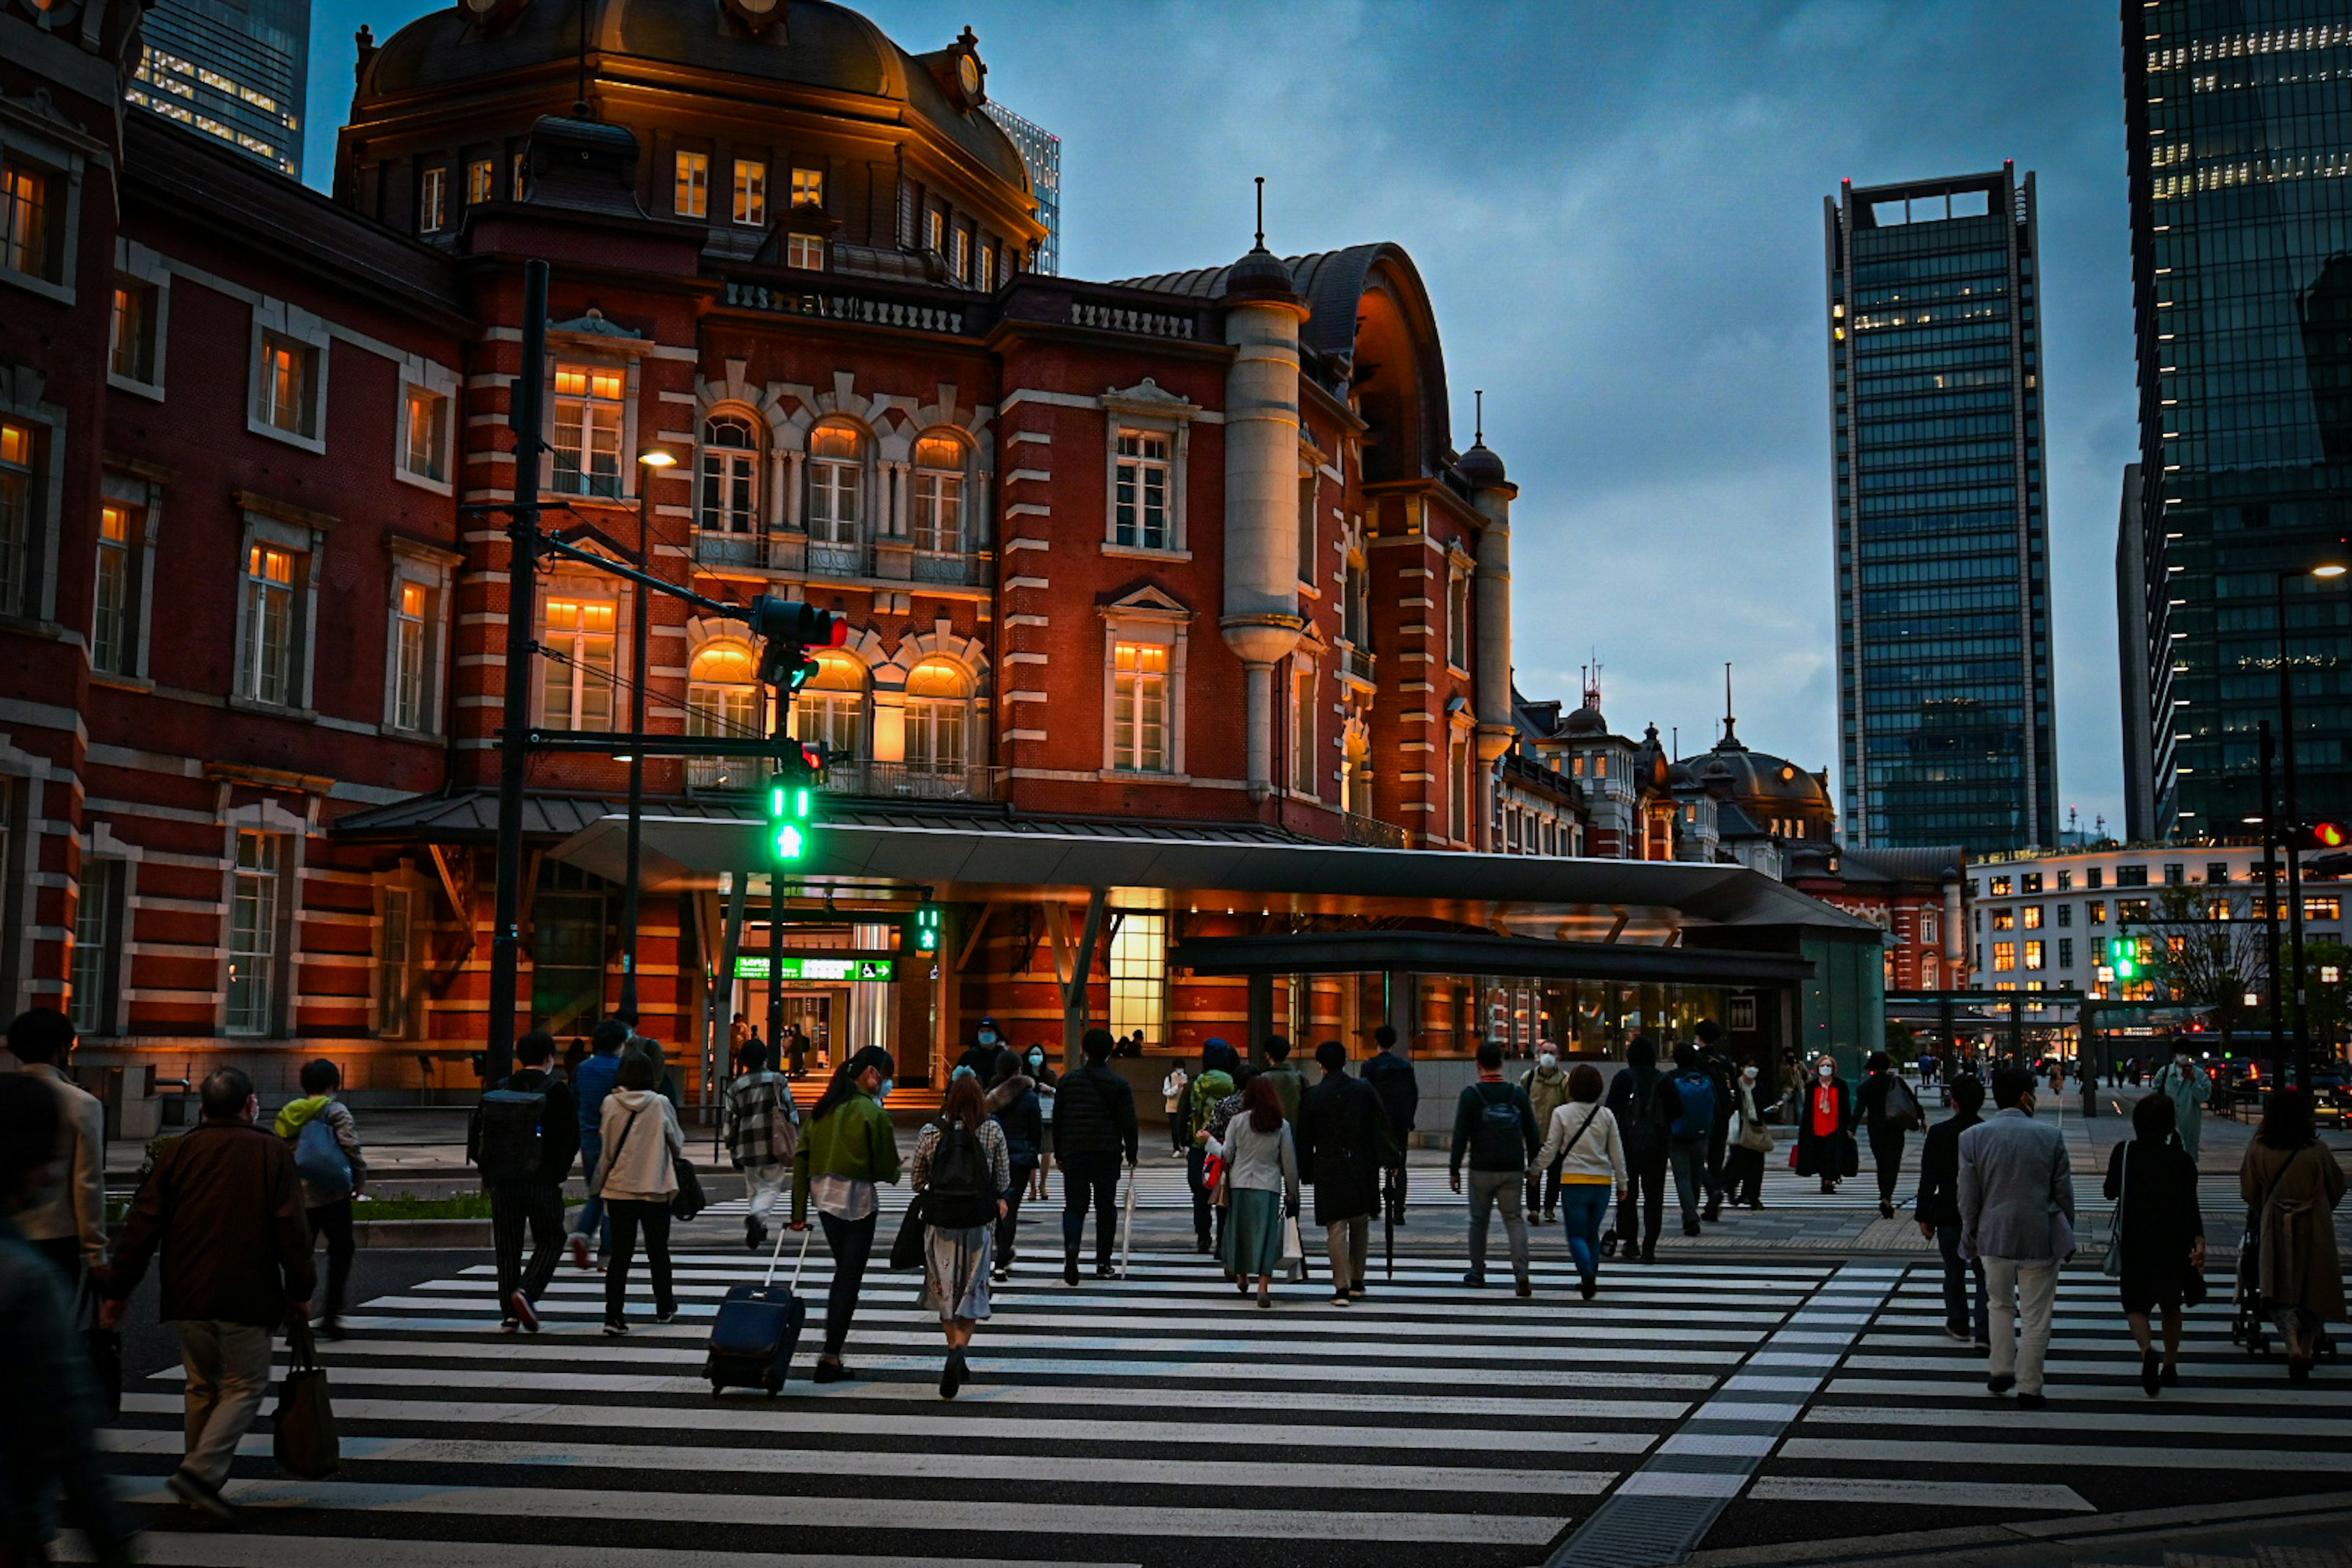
490;1180;568;1308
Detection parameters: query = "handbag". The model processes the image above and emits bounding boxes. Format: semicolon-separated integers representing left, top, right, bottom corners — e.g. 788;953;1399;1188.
889;1192;929;1270
271;1316;340;1479
2101;1145;2127;1278
78;1277;122;1425
670;1155;706;1221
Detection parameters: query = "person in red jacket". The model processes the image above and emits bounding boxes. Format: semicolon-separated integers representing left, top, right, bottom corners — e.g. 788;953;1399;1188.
1791;1054;1858;1196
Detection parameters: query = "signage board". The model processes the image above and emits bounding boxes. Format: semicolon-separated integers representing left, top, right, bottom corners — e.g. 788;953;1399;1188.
734;954;897;982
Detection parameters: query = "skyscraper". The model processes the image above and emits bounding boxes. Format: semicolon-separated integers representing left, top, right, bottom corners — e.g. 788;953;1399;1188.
2122;4;2352;838
1825;167;2059;854
984;100;1060;275
126;0;310;179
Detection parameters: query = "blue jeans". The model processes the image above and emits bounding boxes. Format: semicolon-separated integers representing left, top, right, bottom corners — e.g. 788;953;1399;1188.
1668;1143;1705;1228
1559;1184;1611;1284
570;1126;613;1253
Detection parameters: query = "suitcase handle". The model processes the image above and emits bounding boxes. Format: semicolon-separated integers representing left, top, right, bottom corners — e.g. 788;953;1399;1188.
760;1210;796;1287
782;1222;815;1291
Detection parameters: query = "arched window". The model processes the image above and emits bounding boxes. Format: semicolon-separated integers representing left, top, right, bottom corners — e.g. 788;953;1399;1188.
806;422;862;545
903;657;970;774
911;433;965;554
699;415;760;537
687;641;761;791
798;651;867;765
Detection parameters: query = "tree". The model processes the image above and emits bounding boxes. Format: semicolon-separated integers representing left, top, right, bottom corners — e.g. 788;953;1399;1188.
2302;938;2352;1057
1885;1019;1918;1059
2124;884;2271;1060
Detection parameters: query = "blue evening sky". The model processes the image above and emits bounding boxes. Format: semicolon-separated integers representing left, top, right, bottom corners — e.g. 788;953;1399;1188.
303;1;2135;837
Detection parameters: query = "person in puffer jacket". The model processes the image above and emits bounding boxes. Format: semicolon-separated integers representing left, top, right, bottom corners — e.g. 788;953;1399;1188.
987;1063;1041;1280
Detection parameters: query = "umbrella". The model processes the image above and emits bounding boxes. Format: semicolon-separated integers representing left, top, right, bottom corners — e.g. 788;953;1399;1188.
1117;1162;1136;1278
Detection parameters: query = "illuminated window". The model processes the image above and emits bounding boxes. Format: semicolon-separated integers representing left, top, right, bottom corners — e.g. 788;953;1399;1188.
227;830;282;1035
977;243;995;293
376;884;417;1037
1292;664;1317;795
2022;873;2043;894
467;158;493;205
733;159;767;226
2024;940;2045;970
3;157;54;278
952;225;970;284
1991;908;2015;931
1989;876;2012;896
797;651;865;763
403;385;448;482
905;658;970;774
1921;908;1939;945
926;206;945;254
552;364;625;497
805;422;862;543
2307;897;2342;921
418;166;447;231
2119;898;2152;922
0;421;35;616
391;580;431;732
2088;900;2108;925
1111;642;1169;772
790;167;823;207
698;414;760;536
254;333;317;438
513;151;527;200
1108;910;1167;1044
1992;941;2016;971
92;503;136;676
2022;905;2043;929
786;234;825;271
540;597;617;731
111;281;159;383
911;434;965;552
240;544;299;705
688;641;763;788
1114;431;1170;548
674;151;708;219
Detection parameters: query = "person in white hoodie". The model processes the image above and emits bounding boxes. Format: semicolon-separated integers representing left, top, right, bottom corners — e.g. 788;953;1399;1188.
1529;1063;1626;1300
596;1046;685;1334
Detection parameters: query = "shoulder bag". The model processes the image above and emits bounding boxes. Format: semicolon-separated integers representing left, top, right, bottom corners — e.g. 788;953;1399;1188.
2101;1145;2127;1277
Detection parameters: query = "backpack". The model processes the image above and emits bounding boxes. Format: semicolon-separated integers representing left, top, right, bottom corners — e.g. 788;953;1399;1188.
1468;1083;1529;1167
293;1115;353;1201
1667;1070;1716;1144
475;1085;549;1183
1882;1076;1922;1130
924;1117;997;1229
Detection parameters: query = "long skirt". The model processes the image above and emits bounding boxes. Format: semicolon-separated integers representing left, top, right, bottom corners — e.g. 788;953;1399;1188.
921;1223;994;1321
1224;1188;1287;1278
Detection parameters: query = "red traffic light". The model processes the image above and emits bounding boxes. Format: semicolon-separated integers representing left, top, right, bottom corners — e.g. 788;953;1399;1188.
2297;820;2350;851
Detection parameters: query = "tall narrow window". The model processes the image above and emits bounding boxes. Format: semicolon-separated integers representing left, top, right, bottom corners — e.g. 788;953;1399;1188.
418;166;447;232
0;421;29;615
403;385;448;482
3;159;53;277
254;333;315;437
1110;642;1169;773
952;226;971;284
904;658;970;774
686;641;763;790
227;829;281;1035
540;597;617;731
241;544;297;705
377;884;415;1036
1291;665;1317;794
698;415;760;536
786;234;826;271
552;364;625;497
1447;571;1470;670
1114;432;1170;548
1341;550;1368;649
911;434;964;552
111;282;157;382
925;206;945;255
1108;910;1167;1044
1297;475;1316;586
733;159;767;225
790;167;824;207
1449;736;1471;843
805;423;862;544
977;243;995;294
674;151;709;218
511;151;527;200
93;504;134;675
799;654;866;763
392;581;429;731
70;861;121;1036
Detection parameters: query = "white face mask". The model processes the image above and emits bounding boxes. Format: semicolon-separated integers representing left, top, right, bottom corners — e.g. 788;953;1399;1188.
979;1031;998;1046
1818;1063;1836;1080
1028;1050;1045;1066
1742;1068;1758;1084
1538;1052;1558;1069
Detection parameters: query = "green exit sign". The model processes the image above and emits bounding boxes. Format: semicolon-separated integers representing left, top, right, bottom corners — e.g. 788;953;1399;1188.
734;954;896;982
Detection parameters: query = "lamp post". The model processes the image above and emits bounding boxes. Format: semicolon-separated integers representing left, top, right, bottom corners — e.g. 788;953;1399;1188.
2274;559;2348;1092
2252;727;2285;1089
616;445;677;1024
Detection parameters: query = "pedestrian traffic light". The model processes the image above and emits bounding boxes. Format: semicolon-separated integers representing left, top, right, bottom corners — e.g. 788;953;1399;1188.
766;778;813;864
905;903;942;956
2113;940;2139;981
747;595;848;690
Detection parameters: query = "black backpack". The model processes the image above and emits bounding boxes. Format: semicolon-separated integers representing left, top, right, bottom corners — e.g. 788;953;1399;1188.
1468;1083;1528;1167
475;1083;548;1182
924;1117;997;1229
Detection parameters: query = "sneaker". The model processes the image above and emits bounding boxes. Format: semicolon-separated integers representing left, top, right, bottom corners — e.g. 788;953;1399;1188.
654;1308;678;1325
812;1359;853;1383
1879;1202;1896;1219
1462;1272;1487;1287
1942;1326;1970;1344
568;1234;591;1271
745;1217;767;1253
167;1468;239;1525
1094;1264;1117;1279
1972;1340;1992;1352
500;1317;521;1333
991;1267;1011;1283
1348;1286;1367;1300
940;1353;965;1400
1330;1293;1352;1308
2017;1391;2048;1410
603;1319;628;1336
510;1291;540;1334
1988;1372;2016;1395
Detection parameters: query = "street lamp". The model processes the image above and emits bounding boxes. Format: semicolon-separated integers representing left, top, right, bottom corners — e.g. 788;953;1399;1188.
617;446;677;1023
2272;556;2348;1092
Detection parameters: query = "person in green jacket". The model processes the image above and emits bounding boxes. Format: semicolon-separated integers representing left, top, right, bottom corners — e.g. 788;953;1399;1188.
1520;1049;1572;1221
790;1046;900;1382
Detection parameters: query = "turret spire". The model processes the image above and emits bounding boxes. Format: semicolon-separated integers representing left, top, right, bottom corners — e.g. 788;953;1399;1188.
1474;389;1484;446
1721;661;1738;747
1254;175;1265;251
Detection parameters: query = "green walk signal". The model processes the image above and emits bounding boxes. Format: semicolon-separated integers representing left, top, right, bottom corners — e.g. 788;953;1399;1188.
2113;940;2138;981
768;780;813;864
907;903;942;955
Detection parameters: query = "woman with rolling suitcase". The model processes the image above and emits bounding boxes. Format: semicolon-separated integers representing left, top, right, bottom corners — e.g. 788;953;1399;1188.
910;1073;1011;1398
791;1046;902;1383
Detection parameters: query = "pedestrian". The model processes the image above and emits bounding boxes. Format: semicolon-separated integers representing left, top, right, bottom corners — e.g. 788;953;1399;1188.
1793;1052;1860;1196
1520;1044;1572;1221
1856;1050;1923;1219
1915;1073;1989;1348
1207;1074;1300;1308
790;1045;900;1382
0;1074;137;1568
567;1017;631;1270
1295;1039;1396;1306
910;1072;1011;1398
729;1012;754;1071
959;1019;1012;1084
1359;1023;1420;1226
1604;1034;1670;1263
595;1046;684;1335
985;1056;1040;1281
1958;1066;2076;1409
1262;1035;1308;1125
2106;1090;2205;1396
559;1036;587;1082
1184;1040;1238;1254
1692;1021;1736;1222
4;1008;106;1289
98;1066;314;1524
1723;1063;1774;1210
1449;1039;1539;1296
785;1023;809;1080
1658;1042;1718;1237
1531;1063;1625;1300
469;1029;577;1333
1202;1060;1260;1276
1162;1060;1191;1156
1022;1042;1057;1202
2151;1041;2210;1166
2239;1086;2345;1381
1050;1028;1138;1284
275;1057;366;1337
723;1038;800;1253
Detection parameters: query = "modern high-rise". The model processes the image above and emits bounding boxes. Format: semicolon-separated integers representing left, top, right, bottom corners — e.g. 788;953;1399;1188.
983;101;1060;274
1825;166;2059;854
2122;4;2352;838
125;0;309;178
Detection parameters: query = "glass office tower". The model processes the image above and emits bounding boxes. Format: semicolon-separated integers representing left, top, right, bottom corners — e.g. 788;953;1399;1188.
984;102;1060;276
125;0;309;178
1825;167;2059;853
2123;4;2352;837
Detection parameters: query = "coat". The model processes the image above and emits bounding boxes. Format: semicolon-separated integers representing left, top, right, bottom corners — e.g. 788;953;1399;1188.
1605;1065;1668;1164
1294;1072;1396;1227
987;1073;1042;1167
2104;1136;2203;1305
1050;1063;1139;1163
104;1120;315;1327
2241;1139;2346;1320
16;1063;106;1270
1521;1064;1572;1131
595;1088;684;1203
1792;1077;1860;1178
1957;1107;2076;1263
2152;1063;2209;1159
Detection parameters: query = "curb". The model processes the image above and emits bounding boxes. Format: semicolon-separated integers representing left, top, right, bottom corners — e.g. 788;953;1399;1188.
1689;1492;2352;1568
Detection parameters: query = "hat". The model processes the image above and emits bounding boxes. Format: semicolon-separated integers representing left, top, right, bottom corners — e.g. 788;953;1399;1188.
979;1017;1002;1031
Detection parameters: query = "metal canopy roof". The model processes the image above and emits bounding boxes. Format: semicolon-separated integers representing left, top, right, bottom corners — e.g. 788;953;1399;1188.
550;812;1878;945
1173;931;1815;985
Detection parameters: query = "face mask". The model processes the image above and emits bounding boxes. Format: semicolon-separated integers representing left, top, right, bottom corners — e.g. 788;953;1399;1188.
2176;1055;2192;1066
1538;1052;1558;1069
1028;1050;1045;1066
1742;1068;1758;1084
875;1078;894;1102
979;1031;998;1046
1819;1064;1835;1080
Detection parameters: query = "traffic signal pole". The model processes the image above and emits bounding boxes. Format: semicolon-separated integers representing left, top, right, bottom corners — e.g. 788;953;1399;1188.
2281;605;2312;1087
2261;721;2286;1090
485;259;550;1087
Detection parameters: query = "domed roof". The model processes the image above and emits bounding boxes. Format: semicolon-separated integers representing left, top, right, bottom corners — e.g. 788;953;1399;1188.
1457;440;1506;488
1561;700;1608;737
1221;242;1300;303
1680;735;1831;809
357;0;1028;191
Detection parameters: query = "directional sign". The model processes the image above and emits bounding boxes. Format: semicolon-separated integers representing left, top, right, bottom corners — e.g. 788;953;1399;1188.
734;954;896;982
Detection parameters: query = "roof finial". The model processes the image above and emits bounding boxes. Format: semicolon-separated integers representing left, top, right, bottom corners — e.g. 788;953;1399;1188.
1474;389;1484;446
1722;662;1738;745
1253;175;1266;251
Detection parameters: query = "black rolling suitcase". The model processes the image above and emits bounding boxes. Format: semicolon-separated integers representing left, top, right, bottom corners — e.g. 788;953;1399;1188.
706;1221;810;1396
